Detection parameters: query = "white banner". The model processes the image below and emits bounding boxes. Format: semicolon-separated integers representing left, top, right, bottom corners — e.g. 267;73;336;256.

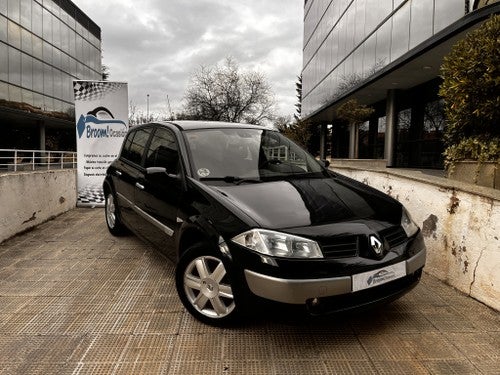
74;81;128;207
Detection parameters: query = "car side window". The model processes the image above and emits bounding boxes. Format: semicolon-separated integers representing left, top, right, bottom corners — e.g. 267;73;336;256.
145;127;179;174
121;127;152;166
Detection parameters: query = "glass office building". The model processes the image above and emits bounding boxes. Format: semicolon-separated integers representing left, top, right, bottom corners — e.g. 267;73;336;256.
0;0;101;150
302;0;499;168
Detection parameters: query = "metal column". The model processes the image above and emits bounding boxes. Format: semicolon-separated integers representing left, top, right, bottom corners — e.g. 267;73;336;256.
39;121;46;151
384;89;398;167
319;124;327;160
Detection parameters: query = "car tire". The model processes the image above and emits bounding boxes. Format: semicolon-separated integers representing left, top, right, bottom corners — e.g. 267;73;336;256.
176;242;239;326
104;190;127;236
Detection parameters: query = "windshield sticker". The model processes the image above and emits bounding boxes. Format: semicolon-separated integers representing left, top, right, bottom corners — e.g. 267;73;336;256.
197;168;210;178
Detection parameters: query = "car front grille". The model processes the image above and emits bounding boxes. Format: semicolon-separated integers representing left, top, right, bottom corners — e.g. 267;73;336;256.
380;226;408;248
319;226;408;259
319;235;359;258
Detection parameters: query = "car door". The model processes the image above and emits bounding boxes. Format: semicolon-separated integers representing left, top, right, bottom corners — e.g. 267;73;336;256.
112;126;153;230
134;126;183;260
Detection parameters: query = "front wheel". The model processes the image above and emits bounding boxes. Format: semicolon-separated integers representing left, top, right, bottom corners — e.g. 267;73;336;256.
176;243;239;326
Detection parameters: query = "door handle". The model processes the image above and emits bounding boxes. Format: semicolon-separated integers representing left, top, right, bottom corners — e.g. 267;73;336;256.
115;170;122;176
135;182;145;190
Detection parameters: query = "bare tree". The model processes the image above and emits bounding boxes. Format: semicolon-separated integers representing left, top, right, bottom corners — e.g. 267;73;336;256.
183;57;276;125
128;100;169;126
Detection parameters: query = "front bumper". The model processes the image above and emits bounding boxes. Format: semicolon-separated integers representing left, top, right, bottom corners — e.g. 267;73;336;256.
244;248;426;304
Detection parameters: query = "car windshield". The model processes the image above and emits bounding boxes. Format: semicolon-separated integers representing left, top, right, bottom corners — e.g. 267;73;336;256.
184;128;324;182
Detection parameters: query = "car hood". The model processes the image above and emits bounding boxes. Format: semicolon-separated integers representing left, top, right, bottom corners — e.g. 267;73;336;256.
208;176;401;229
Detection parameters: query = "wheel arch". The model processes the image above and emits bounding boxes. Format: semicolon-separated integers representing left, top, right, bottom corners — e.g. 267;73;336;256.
177;226;212;259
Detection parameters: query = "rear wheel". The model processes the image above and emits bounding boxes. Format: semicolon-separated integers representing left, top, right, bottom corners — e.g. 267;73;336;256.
176;243;239;325
105;190;127;236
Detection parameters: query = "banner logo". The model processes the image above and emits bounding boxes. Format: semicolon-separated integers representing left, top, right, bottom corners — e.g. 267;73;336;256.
77;106;127;139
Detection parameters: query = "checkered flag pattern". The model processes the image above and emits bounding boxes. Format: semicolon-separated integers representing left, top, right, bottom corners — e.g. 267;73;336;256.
73;81;125;102
77;184;105;206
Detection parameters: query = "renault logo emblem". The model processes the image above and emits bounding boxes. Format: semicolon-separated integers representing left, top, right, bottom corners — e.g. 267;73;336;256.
370;236;383;255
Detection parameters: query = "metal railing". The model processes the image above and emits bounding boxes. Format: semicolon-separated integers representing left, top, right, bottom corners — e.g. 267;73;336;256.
0;149;77;172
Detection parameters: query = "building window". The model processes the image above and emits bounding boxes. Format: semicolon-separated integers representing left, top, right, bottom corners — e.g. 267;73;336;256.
331;123;349;159
396;108;412;167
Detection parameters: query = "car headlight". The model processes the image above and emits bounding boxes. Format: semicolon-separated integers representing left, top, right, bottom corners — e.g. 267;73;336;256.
232;229;323;259
401;207;419;237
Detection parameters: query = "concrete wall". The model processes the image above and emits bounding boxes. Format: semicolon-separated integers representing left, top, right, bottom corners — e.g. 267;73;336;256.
332;166;500;311
0;170;77;243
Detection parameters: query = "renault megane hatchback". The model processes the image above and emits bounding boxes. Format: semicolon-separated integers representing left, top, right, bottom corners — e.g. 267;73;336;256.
103;121;426;325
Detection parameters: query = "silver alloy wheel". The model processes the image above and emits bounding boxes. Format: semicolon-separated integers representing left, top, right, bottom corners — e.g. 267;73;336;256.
183;255;235;318
106;194;116;228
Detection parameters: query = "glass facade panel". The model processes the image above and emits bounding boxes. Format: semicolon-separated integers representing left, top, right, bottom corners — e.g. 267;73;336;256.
33;59;44;93
8;46;22;86
0;81;8;100
42;8;51;40
22;88;33;105
44;94;54;112
434;0;465;33
52;15;60;48
390;2;410;62
8;19;21;49
21;52;33;89
363;33;376;76
61;22;69;52
20;0;31;30
0;42;8;81
9;83;22;102
7;0;20;23
21;28;32;54
32;1;42;36
0;15;7;42
33;91;44;108
375;18;391;68
409;0;434;49
43;63;53;97
53;69;62;100
43;40;52;65
53;46;61;69
32;34;42;59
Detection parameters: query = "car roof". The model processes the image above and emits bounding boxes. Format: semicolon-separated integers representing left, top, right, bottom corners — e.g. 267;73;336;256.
147;120;272;131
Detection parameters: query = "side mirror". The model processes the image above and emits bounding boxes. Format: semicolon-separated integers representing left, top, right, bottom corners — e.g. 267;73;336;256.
320;159;330;168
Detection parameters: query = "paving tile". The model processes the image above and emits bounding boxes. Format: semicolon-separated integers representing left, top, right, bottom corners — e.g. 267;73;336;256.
167;360;223;375
358;334;415;361
323;360;378;374
422;359;481;374
171;333;223;362
314;334;368;361
372;360;430;374
219;360;275;375
222;332;273;360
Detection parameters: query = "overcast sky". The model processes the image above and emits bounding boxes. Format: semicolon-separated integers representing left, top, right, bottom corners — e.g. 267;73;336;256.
73;0;304;120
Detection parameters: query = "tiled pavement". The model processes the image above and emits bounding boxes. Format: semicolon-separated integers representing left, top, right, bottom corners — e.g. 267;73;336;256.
0;208;498;374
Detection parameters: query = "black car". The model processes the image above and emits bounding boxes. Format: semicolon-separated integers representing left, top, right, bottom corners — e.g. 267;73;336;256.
103;121;426;325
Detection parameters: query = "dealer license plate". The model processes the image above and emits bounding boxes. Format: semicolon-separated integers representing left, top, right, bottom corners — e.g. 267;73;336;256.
352;262;406;292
